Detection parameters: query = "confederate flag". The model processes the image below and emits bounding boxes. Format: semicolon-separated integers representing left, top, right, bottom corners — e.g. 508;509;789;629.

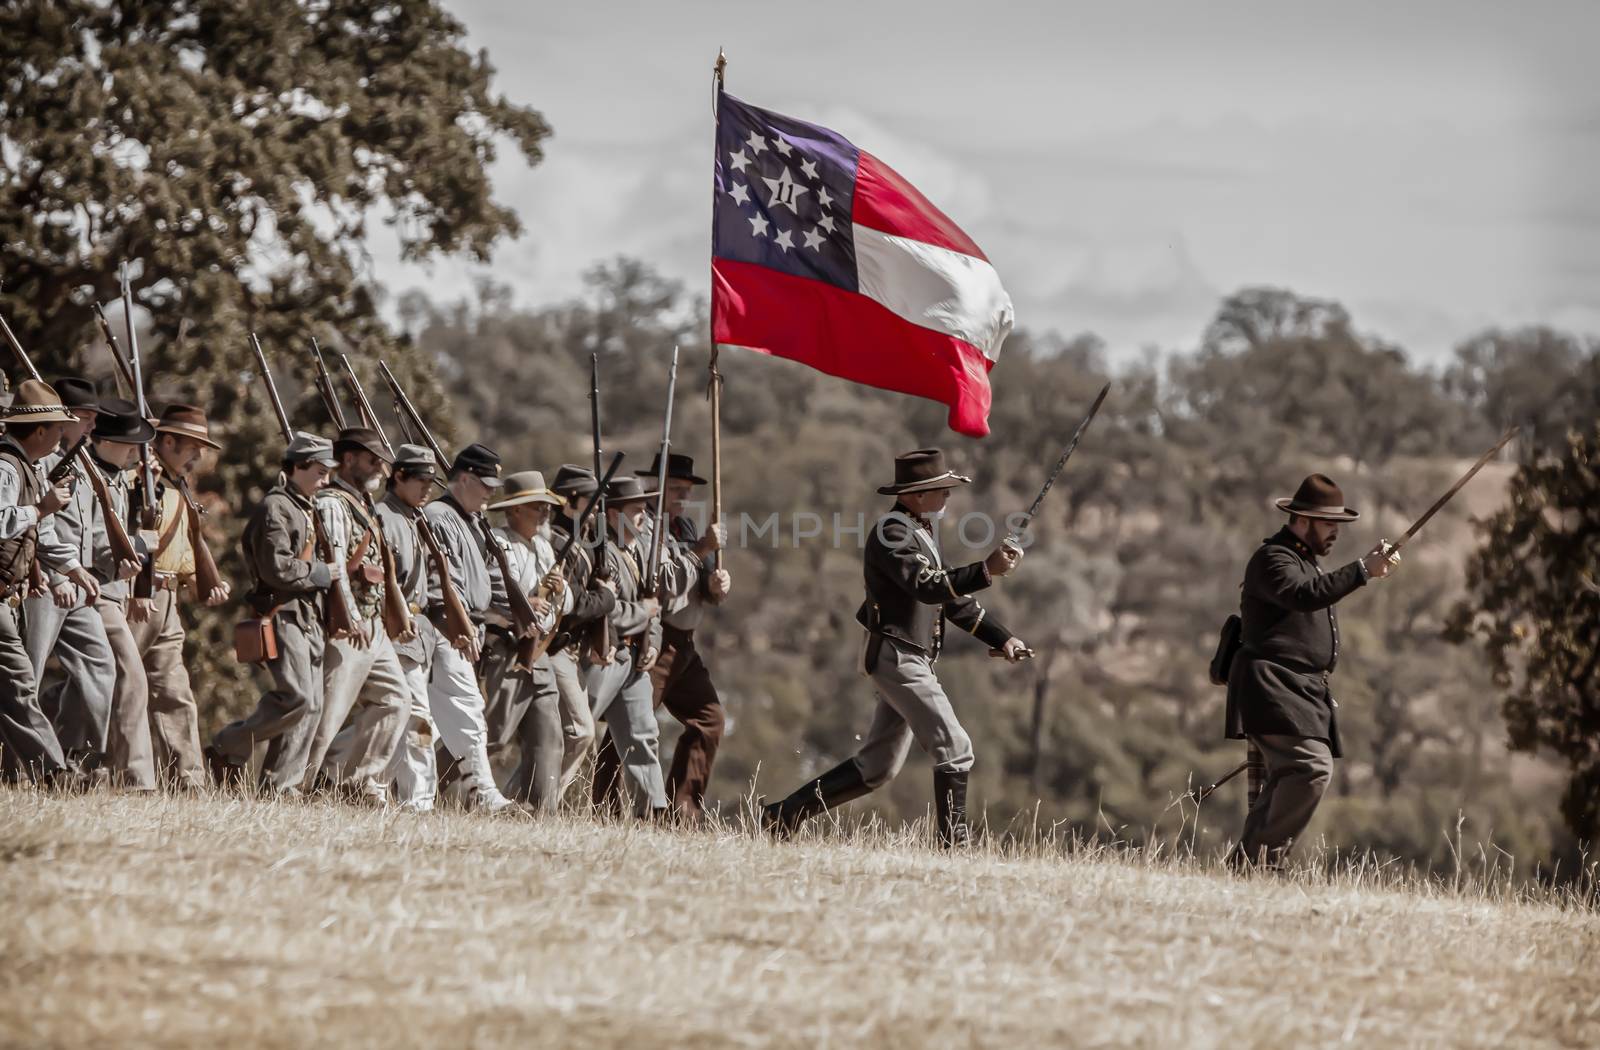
711;93;1014;438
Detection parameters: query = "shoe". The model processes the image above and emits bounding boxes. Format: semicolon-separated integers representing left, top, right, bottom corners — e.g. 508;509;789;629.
934;769;970;849
204;745;246;791
761;759;873;840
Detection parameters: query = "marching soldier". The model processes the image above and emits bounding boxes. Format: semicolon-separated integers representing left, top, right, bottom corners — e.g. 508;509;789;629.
324;443;441;809
762;449;1028;847
480;470;565;810
0;380;100;785
586;474;667;820
542;464;615;794
291;427;410;803
592;453;728;821
23;378;115;777
86;398;158;790
208;433;342;791
1226;474;1400;868
127;404;231;790
422;442;519;813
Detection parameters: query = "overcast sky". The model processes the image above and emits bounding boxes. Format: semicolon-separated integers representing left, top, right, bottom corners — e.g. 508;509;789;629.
371;0;1600;364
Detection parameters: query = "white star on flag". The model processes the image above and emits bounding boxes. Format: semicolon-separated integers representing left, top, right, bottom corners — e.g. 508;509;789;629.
745;131;767;155
761;166;810;215
748;213;771;238
800;158;818;180
728;149;750;173
774;228;794;252
773;136;793;157
817;187;834;209
802;228;826;251
729;182;751;205
817;213;836;233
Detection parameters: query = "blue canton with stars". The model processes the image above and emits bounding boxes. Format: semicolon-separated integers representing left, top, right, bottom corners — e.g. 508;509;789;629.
713;93;860;294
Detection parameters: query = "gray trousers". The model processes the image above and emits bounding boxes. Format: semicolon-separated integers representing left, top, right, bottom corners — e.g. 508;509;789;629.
481;631;562;811
550;647;595;791
851;636;974;788
1239;733;1334;865
586;653;666;817
214;609;325;793
294;614;409;799
98;596;156;790
24;592;115;763
0;602;66;780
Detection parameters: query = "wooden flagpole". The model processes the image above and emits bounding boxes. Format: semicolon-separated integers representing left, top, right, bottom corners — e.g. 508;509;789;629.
709;49;727;544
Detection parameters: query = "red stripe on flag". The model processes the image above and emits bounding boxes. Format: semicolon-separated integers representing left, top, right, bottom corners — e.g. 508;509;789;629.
712;258;994;437
851;151;987;261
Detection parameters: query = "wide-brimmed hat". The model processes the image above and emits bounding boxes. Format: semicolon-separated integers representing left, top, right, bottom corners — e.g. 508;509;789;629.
391;443;439;479
551;463;598;498
155;403;221;449
635;451;706;485
333;427;394;465
92;397;155;444
1;379;78;425
453;442;503;488
877;448;972;496
488;470;565;511
1275;474;1360;522
54;377;101;413
603;475;657;506
284;431;337;469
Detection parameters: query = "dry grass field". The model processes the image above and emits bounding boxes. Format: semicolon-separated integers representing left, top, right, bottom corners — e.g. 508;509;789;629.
2;789;1597;1049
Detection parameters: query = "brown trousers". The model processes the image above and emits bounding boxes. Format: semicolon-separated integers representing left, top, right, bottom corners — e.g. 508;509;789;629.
594;629;724;820
126;587;206;790
98;596;156;791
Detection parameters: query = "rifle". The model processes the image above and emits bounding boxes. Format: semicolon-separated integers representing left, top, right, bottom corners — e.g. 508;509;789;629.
633;347;679;659
1386;428;1520;555
0;306;142;575
377;362;542;648
251;333;363;642
336;358;411;641
87;304;165;568
586;352;612;662
1006;382;1111;548
119;264;159;532
338;353;392;453
1165;761;1248;813
309;338;349;430
512;450;626;669
173;473;225;602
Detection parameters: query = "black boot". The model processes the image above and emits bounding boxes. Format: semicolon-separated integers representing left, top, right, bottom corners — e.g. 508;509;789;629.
934;769;970;849
760;759;873;840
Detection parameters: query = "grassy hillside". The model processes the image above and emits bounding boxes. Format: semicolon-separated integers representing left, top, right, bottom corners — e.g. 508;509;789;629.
3;790;1596;1048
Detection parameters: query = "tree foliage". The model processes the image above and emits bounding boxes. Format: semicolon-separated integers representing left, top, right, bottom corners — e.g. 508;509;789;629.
1;0;548;707
1450;428;1600;838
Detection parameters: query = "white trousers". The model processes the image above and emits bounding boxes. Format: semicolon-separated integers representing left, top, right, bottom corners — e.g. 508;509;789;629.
426;618;508;808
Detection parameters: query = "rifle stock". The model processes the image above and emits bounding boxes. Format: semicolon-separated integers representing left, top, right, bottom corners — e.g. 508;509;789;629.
174;475;225;601
416;514;475;651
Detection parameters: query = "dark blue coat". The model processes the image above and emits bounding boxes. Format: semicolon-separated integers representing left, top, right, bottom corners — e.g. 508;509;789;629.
1225;527;1367;757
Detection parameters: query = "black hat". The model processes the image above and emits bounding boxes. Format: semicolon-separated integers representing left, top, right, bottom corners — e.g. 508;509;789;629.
1274;474;1360;522
551;463;598;498
54;377;100;412
453;442;503;488
877;448;972;496
603;475;657;505
333;427;394;465
92;397;155;444
635;451;707;485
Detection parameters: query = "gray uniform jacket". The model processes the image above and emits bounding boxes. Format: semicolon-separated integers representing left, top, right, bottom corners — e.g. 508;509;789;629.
39;448;95;587
422;496;497;620
87;452;135;602
241;477;333;620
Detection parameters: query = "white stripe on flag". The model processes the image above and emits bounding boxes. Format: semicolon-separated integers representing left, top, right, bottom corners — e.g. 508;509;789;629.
852;224;1014;361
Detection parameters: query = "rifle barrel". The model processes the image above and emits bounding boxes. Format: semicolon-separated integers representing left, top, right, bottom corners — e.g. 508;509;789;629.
339;353;393;455
251;333;296;442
